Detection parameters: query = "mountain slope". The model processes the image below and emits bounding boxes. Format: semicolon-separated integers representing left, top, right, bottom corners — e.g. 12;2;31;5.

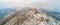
4;8;60;25
38;8;60;21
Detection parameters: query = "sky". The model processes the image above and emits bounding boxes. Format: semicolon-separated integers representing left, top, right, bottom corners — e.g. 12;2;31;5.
0;0;60;12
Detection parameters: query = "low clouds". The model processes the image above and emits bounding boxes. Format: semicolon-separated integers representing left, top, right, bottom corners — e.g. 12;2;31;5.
0;0;51;7
0;0;59;10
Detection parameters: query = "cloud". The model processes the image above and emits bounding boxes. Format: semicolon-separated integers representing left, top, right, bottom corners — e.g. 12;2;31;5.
0;0;48;7
0;0;58;10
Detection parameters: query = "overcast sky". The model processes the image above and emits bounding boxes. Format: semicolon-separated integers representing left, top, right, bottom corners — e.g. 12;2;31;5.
0;0;56;7
0;0;60;11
